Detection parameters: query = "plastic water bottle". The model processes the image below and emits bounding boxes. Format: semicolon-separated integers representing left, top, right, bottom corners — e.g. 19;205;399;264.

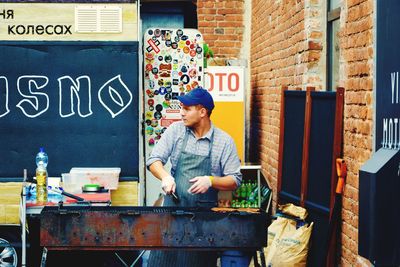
36;147;48;167
35;147;48;203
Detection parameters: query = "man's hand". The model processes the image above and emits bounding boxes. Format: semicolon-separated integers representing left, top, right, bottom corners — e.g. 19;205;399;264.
161;175;176;194
188;176;213;194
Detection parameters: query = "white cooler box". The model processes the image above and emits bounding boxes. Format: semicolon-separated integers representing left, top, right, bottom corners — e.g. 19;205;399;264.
63;167;121;193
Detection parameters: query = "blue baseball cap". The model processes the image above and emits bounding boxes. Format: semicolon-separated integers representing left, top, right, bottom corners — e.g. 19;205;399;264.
178;87;215;111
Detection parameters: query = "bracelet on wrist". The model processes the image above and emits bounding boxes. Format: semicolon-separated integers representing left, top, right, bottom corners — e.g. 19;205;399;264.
209;176;214;186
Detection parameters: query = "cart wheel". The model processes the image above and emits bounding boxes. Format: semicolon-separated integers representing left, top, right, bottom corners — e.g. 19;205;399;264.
0;237;18;267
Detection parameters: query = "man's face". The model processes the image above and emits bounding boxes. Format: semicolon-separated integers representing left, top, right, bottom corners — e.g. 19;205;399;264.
180;104;204;127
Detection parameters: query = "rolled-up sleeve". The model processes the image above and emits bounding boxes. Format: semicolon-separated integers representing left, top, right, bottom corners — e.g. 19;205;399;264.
146;123;177;169
220;138;242;187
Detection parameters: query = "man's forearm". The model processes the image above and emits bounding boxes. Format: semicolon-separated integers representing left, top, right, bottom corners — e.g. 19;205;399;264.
211;175;238;191
149;160;171;180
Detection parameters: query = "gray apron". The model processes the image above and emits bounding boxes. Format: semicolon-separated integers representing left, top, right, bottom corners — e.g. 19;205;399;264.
147;130;218;267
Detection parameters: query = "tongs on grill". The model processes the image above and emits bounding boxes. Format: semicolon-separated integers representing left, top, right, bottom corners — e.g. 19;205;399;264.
171;192;180;204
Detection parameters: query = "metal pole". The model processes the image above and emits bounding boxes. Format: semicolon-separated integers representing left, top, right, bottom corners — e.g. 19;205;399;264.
21;169;27;266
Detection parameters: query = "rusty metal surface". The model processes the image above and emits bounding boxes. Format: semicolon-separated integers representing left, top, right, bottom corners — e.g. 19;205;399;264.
40;206;269;250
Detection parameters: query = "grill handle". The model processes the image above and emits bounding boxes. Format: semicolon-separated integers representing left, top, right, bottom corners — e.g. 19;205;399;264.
171;210;196;221
119;211;142;217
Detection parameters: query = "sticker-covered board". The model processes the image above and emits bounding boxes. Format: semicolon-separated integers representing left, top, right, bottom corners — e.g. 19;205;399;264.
143;28;204;153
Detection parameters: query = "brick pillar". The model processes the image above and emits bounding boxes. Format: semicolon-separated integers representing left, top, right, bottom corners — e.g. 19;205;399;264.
197;0;245;62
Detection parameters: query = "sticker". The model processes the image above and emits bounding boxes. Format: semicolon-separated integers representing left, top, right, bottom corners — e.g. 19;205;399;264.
158;79;164;86
162;101;170;108
177;29;183;36
148;99;155;106
172;92;179;100
145;53;154;61
164;93;172;101
149;105;154;111
147;29;153;35
181;66;188;73
156;104;163;112
147;39;160;53
165;55;172;63
159;87;167;95
196;46;203;54
149;80;155;89
174;36;180;42
191;81;199;89
154;89;159;96
158;55;163;61
190;50;196;57
155;128;162;136
173;79;179;85
162;30;171;40
165;40;172;47
145;111;153;119
181;35;188;41
154;29;161;37
186;40;191;46
152;67;159;74
154;111;162;120
183;46;190;54
171;42;178;49
189;69;197;78
166;87;172;94
146;64;153;72
151;119;158;127
148;138;155;146
146;126;154;135
190;44;195;49
178;41;186;49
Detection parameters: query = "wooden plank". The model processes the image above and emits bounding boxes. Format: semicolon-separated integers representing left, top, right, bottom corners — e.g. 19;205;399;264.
300;87;315;206
326;87;345;267
277;86;288;197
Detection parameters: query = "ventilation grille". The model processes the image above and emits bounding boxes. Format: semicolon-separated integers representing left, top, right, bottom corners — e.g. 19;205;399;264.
75;6;122;33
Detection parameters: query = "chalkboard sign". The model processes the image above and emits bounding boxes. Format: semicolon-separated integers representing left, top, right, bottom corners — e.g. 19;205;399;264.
306;92;336;209
376;0;400;150
304;91;337;267
279;90;306;204
0;41;139;179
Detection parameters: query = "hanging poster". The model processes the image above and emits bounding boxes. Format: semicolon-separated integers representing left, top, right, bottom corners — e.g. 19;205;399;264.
205;66;245;162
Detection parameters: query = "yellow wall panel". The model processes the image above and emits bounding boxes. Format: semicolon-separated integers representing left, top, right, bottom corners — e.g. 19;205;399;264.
212;101;245;163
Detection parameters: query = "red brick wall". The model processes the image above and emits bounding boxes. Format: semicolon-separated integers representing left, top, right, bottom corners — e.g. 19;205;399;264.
248;0;374;265
340;0;373;265
250;0;325;209
198;0;374;265
197;0;245;59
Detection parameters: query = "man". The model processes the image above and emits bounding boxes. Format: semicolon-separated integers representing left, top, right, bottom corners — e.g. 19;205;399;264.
146;87;242;267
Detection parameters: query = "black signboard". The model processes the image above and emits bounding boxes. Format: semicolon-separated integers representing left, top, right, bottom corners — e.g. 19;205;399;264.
0;41;139;179
376;0;400;151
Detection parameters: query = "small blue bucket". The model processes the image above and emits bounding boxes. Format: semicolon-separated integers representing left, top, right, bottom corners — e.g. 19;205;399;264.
221;250;252;267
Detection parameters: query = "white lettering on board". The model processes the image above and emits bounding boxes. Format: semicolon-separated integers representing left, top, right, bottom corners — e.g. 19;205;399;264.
58;75;93;118
391;72;399;104
16;75;49;118
0;74;133;118
0;76;10;118
98;75;133;118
